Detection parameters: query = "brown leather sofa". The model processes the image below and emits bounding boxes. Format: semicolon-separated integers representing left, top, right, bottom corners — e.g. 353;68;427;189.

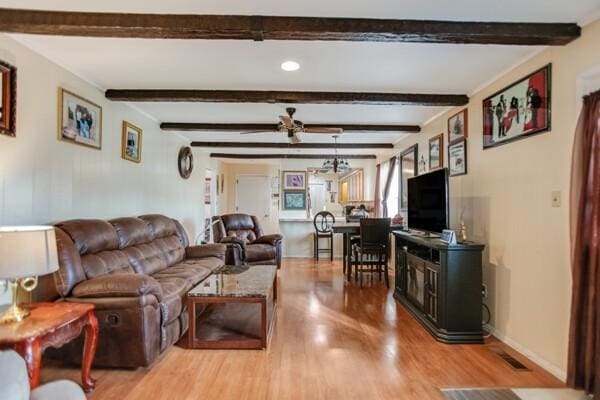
35;214;226;368
212;214;283;268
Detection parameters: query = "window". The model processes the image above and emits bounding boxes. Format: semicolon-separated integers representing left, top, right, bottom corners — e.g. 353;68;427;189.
386;162;399;217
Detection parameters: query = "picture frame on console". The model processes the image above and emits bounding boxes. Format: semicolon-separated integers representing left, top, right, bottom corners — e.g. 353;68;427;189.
121;121;142;163
429;134;444;170
58;88;102;150
483;64;551;149
0;60;16;137
448;139;467;177
448;109;468;143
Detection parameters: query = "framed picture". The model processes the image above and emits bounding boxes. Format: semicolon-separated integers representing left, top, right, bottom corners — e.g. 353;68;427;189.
448;139;467;177
58;88;102;149
283;191;306;210
0;60;16;137
220;173;225;194
121;121;142;163
399;144;418;210
282;171;307;190
429;134;444;170
483;64;551;149
448;109;468;143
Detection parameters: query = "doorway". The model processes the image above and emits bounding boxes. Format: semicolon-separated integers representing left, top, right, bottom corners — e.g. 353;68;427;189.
235;175;271;225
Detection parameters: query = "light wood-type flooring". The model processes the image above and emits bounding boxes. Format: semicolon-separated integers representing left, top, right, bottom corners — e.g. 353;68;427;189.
42;259;563;400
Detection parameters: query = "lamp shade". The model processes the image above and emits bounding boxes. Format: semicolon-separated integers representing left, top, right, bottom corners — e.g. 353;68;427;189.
0;226;59;280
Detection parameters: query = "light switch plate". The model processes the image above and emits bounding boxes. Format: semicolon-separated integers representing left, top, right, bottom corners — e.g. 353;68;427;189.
551;190;561;208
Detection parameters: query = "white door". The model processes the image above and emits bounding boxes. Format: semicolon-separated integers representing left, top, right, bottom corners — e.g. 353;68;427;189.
235;175;271;223
309;183;326;217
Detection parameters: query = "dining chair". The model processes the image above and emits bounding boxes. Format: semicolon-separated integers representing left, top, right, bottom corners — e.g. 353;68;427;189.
353;218;391;287
313;211;335;261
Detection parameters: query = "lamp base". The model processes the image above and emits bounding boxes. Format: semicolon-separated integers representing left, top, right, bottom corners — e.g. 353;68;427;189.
0;303;30;324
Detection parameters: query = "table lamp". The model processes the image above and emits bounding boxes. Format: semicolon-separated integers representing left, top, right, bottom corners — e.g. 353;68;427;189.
0;226;59;324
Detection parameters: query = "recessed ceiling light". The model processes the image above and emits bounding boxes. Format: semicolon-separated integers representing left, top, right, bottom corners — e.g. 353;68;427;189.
281;61;300;72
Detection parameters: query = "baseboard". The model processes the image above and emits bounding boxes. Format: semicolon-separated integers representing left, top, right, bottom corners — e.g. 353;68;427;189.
487;324;567;382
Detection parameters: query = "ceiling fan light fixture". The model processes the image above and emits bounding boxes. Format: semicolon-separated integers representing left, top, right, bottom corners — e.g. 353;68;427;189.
281;60;300;72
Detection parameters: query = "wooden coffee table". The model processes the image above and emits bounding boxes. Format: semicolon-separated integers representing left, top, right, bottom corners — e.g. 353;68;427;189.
0;302;98;392
187;265;277;349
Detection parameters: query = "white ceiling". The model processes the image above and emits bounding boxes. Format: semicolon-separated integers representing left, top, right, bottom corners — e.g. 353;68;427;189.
4;0;600;150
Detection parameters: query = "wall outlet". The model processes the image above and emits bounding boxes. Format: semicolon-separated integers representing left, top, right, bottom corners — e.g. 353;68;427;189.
481;284;488;298
551;190;561;208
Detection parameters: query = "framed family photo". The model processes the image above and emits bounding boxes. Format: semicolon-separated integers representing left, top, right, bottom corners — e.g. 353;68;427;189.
122;121;142;163
429;133;444;170
58;88;102;149
448;109;468;143
283;191;306;210
0;60;16;137
483;64;551;149
282;171;306;190
448;139;467;177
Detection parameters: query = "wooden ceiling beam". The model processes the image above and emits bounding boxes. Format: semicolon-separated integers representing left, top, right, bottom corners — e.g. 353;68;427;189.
192;142;393;149
0;8;580;45
107;90;468;106
162;122;421;133
210;153;377;159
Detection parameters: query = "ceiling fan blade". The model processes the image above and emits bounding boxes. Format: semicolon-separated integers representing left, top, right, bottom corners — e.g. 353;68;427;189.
239;130;277;134
303;127;344;134
279;115;295;129
289;134;301;144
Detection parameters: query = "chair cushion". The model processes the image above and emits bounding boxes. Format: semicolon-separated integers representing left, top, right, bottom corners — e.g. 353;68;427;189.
246;244;276;263
0;351;29;400
31;380;86;400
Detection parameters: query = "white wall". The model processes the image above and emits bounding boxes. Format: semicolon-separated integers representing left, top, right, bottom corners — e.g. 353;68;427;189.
381;20;600;379
0;34;207;303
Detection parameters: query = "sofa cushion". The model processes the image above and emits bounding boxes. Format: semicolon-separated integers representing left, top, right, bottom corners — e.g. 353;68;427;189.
81;250;133;279
246;244;276;263
123;243;167;275
56;219;119;255
139;215;177;239
152;261;214;291
154;277;186;325
153;236;185;267
110;217;153;248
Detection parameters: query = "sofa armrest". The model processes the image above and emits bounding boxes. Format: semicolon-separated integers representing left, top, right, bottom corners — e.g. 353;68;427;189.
186;243;227;260
253;233;283;246
71;274;163;301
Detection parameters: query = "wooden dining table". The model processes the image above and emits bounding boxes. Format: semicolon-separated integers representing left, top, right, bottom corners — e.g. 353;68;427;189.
331;222;403;281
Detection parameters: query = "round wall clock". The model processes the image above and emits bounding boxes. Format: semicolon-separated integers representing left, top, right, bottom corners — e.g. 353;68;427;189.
178;146;193;179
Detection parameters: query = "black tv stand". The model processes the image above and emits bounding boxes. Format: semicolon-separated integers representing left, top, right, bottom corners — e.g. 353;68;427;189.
408;230;441;238
393;230;485;344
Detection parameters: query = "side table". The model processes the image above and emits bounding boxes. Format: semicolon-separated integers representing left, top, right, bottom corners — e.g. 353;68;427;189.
0;302;98;392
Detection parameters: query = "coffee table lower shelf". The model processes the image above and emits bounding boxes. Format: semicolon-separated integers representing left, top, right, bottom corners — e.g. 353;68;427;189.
187;288;276;350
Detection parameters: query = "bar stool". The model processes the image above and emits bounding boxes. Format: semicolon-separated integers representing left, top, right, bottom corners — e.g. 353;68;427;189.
313;211;335;261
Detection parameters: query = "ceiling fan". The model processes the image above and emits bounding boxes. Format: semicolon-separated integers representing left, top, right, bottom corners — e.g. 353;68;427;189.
241;107;343;144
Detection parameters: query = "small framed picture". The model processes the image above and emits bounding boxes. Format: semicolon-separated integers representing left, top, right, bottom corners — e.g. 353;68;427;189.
283;191;306;210
58;88;102;149
483;64;551;149
429;133;444;170
121;121;142;163
448;139;467;177
0;60;16;137
220;173;225;194
282;171;307;190
448;109;468;143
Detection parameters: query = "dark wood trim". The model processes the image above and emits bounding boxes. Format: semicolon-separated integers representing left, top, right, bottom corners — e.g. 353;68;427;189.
210;153;376;159
0;9;580;45
162;122;421;133
192;142;393;149
107;90;468;106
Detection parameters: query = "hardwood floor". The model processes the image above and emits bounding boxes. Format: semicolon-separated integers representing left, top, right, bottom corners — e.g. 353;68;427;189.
42;259;563;400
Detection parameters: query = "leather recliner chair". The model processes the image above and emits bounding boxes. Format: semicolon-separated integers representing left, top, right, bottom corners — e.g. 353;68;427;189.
212;214;283;268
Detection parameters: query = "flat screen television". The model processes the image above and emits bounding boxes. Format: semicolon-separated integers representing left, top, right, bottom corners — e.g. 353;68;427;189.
407;168;449;234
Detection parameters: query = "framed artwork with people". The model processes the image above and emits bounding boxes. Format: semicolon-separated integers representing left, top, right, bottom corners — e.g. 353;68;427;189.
282;171;307;190
121;121;142;163
58;88;102;149
482;64;551;149
448;109;468;143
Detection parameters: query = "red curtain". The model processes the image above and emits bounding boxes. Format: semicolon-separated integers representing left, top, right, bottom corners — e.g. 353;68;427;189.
382;156;398;217
568;90;600;397
374;164;382;217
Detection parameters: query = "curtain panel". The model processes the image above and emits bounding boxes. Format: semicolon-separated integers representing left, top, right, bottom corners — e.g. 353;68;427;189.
382;156;398;218
374;163;382;217
568;89;600;397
